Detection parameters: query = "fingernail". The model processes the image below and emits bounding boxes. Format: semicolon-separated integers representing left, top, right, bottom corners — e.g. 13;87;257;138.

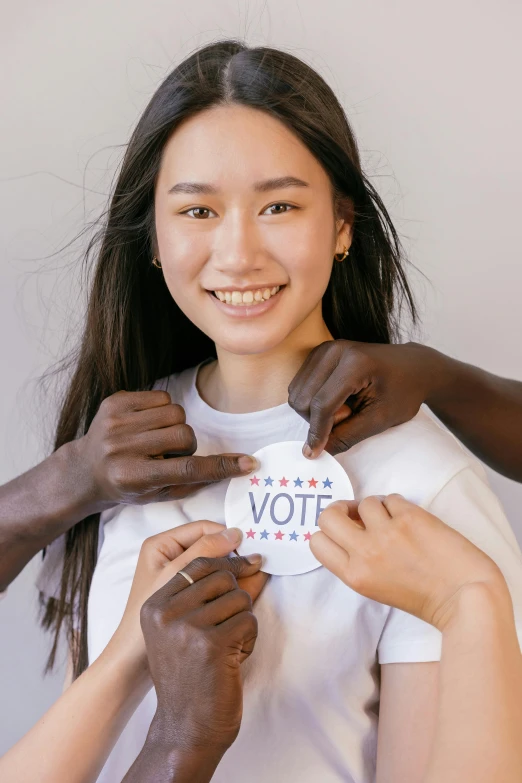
245;553;262;565
222;527;242;543
238;456;258;473
302;444;314;459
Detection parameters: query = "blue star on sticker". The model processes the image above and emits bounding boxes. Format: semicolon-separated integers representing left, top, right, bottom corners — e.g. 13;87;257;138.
260;530;269;540
264;476;274;486
289;531;299;541
294;477;303;487
323;477;333;488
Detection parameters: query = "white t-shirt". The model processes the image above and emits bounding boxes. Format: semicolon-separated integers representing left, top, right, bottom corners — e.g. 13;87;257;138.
38;363;522;783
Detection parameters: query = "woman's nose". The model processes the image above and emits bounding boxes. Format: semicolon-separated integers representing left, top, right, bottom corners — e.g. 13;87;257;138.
212;217;263;276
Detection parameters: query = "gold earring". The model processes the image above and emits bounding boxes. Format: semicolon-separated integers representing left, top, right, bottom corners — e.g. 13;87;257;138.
152;256;162;269
334;247;350;262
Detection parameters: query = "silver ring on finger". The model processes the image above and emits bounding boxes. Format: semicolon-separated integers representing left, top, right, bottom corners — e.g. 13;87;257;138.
177;569;195;586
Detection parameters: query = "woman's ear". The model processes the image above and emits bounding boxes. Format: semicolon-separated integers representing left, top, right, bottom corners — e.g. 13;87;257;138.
334;197;354;255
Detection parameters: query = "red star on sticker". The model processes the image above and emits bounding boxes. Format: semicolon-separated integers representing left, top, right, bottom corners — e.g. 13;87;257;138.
308;477;318;488
250;475;260;486
279;476;289;487
246;529;256;539
274;530;284;540
304;531;312;541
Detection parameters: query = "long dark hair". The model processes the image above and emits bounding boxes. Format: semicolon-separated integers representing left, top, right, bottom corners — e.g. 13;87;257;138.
41;39;417;678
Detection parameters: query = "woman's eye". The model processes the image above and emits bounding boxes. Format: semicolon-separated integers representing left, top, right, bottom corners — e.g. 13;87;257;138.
181;207;216;219
263;203;295;216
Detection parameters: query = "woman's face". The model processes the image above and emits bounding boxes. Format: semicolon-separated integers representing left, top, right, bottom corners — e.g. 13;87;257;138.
154;104;351;356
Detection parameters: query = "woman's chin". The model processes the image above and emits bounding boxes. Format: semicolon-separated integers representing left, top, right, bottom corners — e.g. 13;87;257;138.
213;328;293;358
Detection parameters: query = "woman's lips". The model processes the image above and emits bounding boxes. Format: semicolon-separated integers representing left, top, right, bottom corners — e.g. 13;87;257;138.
207;286;285;318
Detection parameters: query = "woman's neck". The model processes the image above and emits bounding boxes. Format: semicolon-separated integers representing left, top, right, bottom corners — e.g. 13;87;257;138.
197;312;333;413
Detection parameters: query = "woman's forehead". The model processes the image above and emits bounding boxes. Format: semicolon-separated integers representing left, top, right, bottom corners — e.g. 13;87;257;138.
157;104;330;192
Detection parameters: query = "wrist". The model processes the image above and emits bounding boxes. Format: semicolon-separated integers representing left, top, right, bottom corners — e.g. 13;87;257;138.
435;575;513;634
98;634;151;700
57;438;113;519
404;343;454;407
142;713;227;783
419;346;474;411
104;621;149;682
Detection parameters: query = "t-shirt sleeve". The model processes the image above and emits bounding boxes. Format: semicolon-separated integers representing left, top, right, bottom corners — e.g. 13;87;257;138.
377;465;522;664
36;534;67;604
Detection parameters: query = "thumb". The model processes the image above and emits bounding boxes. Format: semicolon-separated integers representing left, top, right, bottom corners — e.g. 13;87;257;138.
158;527;245;586
304;404;352;459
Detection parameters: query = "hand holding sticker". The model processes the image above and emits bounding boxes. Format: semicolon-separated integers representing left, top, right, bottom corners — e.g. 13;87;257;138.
225;441;354;575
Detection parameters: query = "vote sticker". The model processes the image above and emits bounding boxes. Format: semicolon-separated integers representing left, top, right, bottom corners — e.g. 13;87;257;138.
224;441;354;576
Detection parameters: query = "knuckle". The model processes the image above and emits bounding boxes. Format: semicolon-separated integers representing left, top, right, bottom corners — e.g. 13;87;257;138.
198;534;224;557
175;455;197;482
309;396;326;417
192;627;215;659
100;435;121;458
289;392;310;416
140;598;163;631
217;569;237;591
140;534;158;556
102;415;124;437
169;403;186;423
98;395;116;416
236;588;253;611
154;390;172;406
176;424;197;451
240;610;258;637
358;496;374;516
393;512;412;533
213;455;233;481
186;556;215;579
100;391;128;415
107;463;133;490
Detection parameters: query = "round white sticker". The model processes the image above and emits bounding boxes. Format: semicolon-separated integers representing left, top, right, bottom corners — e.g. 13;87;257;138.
224;441;354;576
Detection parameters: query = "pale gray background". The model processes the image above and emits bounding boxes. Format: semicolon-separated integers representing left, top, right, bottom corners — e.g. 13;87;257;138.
1;0;521;755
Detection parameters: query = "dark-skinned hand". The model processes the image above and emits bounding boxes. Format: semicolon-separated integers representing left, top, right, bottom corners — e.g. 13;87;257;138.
76;389;257;510
122;555;264;783
288;340;433;458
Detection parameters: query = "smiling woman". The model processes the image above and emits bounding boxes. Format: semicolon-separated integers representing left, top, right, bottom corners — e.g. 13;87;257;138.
154;103;351;359
30;38;522;783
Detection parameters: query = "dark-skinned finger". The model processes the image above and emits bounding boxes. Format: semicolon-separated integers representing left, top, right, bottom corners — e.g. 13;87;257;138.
193;587;253;627
102;389;173;414
305;367;362;456
324;407;391;455
136;423;197;457
288;342;336;411
213;610;258;662
163;555;263;600
162;569;243;616
121;403;187;433
145;452;258;487
289;345;340;415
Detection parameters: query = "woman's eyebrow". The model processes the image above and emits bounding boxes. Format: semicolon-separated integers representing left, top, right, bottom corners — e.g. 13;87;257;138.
167;176;310;195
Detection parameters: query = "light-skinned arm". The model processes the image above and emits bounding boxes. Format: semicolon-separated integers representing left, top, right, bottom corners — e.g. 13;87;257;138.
311;495;522;783
0;522;266;783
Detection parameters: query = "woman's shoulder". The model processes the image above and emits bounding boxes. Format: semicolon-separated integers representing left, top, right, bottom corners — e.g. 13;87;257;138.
338;406;485;506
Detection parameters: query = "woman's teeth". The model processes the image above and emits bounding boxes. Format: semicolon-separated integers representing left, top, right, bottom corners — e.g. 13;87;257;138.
214;286;281;305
